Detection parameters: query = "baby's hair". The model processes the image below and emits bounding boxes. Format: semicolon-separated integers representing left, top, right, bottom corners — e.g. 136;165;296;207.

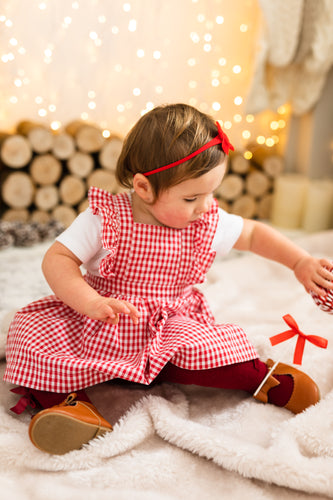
116;103;225;198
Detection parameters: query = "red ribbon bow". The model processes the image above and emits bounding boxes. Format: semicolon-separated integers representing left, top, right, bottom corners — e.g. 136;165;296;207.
216;121;234;155
269;314;328;365
10;386;37;414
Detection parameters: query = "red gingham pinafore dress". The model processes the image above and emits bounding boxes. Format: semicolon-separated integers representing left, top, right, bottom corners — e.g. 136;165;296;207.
4;188;258;392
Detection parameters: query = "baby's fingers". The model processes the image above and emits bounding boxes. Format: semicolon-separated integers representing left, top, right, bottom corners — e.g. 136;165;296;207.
109;300;131;315
107;299;140;324
122;300;141;324
318;259;333;290
97;303;119;323
319;258;333;270
307;281;326;297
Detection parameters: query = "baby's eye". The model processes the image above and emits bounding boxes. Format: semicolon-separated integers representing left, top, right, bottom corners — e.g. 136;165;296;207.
184;198;197;202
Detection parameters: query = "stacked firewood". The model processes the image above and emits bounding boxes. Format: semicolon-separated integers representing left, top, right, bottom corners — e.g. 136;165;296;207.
216;146;284;219
0;121;123;227
0;121;284;227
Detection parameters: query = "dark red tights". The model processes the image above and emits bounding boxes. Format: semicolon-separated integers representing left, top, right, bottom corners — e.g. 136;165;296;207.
155;358;293;407
10;358;293;414
9;387;92;414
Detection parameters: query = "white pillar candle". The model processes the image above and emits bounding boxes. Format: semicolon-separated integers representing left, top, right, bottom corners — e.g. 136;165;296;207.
302;179;333;232
271;174;309;229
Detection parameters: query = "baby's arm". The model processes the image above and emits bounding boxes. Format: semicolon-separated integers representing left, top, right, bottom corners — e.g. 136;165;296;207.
234;219;333;296
42;241;140;324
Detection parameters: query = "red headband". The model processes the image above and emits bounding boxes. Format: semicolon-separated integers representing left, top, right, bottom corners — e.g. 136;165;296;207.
143;121;234;177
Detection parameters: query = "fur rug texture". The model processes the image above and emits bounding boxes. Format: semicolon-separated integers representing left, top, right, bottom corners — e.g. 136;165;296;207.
0;230;332;500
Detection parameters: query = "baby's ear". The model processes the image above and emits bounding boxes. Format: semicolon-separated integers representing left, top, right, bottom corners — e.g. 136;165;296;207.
133;173;155;203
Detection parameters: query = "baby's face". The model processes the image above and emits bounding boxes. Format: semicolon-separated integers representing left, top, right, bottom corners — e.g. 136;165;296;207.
149;161;226;229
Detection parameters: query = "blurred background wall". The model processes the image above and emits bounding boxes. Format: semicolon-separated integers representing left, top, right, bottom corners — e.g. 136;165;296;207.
0;0;332;233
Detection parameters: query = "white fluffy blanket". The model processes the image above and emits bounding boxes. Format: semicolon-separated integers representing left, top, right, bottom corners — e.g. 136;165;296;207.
0;231;333;500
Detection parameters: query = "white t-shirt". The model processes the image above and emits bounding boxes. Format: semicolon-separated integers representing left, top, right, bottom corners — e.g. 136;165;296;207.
56;201;243;276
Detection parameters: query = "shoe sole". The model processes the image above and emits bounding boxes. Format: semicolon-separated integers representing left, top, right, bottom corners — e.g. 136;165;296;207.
29;412;112;455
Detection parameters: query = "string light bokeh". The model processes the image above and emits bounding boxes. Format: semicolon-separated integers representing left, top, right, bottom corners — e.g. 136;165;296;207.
0;0;289;154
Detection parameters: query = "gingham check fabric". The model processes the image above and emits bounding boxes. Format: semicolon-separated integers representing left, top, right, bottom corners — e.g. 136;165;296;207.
4;188;258;392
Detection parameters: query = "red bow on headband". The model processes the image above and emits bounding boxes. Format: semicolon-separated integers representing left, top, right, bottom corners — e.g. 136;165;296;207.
216;121;234;155
269;314;328;365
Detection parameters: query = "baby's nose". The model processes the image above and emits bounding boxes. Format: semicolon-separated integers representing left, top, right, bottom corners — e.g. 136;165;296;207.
196;198;211;214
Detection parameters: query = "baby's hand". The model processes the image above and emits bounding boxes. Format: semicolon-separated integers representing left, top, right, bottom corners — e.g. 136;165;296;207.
293;256;333;296
85;296;140;325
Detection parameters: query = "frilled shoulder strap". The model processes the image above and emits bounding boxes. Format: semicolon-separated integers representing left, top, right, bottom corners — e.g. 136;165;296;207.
88;187;120;251
192;198;219;250
205;197;219;223
188;198;219;280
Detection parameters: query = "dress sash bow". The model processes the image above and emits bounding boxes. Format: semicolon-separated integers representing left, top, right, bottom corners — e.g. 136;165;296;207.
269;314;328;365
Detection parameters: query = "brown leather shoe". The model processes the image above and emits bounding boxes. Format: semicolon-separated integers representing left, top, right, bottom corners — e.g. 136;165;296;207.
29;393;113;454
253;359;320;414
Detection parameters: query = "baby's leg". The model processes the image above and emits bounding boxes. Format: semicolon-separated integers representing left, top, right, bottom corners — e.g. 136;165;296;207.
10;387;91;414
155;359;294;408
29;388;91;409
